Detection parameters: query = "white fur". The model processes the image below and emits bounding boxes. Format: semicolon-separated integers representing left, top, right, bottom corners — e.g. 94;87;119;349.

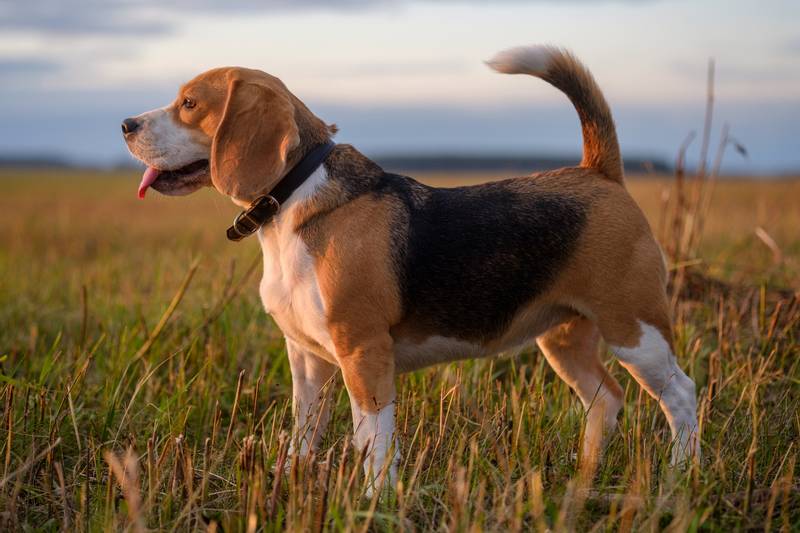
286;339;337;456
350;393;399;492
257;166;338;362
486;45;557;76
610;321;700;464
257;167;343;463
127;106;209;171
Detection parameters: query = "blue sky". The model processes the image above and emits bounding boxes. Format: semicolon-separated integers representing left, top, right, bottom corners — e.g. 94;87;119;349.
0;0;798;173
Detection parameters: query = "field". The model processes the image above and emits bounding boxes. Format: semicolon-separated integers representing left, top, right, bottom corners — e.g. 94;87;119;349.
1;168;798;531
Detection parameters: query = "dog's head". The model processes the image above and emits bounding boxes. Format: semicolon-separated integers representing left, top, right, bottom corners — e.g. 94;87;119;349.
122;67;333;203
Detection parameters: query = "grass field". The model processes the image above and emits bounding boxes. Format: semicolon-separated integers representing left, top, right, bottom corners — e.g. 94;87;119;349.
1;168;798;531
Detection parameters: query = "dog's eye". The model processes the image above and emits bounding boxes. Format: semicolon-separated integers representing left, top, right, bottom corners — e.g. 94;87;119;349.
182;97;196;109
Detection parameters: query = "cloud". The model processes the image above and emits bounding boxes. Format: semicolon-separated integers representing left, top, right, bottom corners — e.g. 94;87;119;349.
0;0;383;35
0;0;650;36
0;1;172;35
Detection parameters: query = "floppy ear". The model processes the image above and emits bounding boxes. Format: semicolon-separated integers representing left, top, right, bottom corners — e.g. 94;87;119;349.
211;77;300;201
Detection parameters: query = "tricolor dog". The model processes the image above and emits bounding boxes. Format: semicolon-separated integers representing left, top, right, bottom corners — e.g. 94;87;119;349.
122;45;700;490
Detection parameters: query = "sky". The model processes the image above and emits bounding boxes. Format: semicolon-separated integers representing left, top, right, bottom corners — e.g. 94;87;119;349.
0;0;798;174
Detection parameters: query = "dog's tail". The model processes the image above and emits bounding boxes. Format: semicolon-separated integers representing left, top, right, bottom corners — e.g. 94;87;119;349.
487;45;623;183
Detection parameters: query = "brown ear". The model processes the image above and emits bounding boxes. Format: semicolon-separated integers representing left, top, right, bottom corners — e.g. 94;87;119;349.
211;77;300;201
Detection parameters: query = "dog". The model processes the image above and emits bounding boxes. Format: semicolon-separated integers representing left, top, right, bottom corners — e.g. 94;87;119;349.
122;45;700;490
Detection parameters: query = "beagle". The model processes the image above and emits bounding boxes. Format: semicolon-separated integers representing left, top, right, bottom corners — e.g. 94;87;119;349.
122;45;699;490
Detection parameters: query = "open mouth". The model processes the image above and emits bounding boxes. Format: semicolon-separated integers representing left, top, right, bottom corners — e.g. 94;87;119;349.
138;159;209;198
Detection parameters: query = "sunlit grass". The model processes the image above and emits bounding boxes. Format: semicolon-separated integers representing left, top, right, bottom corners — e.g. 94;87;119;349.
0;169;798;530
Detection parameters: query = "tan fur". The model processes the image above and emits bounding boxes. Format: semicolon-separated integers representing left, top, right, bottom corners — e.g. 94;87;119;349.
211;75;299;200
536;316;624;472
163;67;335;202
546;51;624;183
305;195;404;412
546;174;672;348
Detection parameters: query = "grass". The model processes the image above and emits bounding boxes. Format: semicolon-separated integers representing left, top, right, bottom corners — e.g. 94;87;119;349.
0;168;798;531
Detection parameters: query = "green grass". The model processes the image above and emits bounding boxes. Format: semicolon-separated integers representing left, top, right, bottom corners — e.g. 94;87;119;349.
1;169;798;531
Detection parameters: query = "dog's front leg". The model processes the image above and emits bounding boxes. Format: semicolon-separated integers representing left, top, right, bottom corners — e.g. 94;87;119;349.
335;333;399;494
287;339;338;458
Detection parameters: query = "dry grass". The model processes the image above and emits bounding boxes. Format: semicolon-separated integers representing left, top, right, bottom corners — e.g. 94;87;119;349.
0;168;798;531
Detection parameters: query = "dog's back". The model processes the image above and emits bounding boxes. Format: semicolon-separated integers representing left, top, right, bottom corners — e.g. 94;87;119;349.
376;171;589;343
364;46;642;349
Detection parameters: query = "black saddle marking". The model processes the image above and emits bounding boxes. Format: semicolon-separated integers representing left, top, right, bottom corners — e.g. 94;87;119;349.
376;175;588;342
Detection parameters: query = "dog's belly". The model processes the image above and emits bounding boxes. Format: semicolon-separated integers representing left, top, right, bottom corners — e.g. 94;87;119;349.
392;301;575;373
392;330;545;373
393;335;489;373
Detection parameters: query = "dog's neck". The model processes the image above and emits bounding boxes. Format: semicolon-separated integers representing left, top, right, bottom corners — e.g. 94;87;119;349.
289;144;386;230
284;97;337;171
227;141;336;241
264;97;385;232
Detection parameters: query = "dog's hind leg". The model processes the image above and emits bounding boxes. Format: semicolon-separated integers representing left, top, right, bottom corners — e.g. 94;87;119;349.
589;249;699;466
536;315;624;473
570;224;700;466
605;313;700;466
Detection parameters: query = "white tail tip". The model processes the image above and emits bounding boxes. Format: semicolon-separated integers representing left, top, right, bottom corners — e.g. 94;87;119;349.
485;45;558;76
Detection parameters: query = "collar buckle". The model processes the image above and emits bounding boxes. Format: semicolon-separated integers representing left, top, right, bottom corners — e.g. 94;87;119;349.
226;195;280;241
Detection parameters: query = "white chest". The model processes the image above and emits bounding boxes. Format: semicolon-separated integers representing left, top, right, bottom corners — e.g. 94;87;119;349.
255;170;338;363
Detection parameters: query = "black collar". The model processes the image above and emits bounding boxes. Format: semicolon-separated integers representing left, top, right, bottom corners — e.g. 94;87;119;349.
226;141;336;242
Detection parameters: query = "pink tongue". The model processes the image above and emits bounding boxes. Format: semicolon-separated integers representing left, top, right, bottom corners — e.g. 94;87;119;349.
138;167;160;199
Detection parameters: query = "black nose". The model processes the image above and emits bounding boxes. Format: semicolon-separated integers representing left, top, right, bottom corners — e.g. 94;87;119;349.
121;118;141;135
